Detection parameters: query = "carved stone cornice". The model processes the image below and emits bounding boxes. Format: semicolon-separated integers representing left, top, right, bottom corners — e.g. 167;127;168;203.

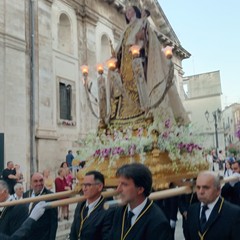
86;10;99;26
156;31;190;60
36;128;58;140
102;0;125;13
76;6;99;26
0;32;26;52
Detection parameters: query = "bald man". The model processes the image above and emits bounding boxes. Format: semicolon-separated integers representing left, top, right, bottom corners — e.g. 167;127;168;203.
23;172;58;240
186;171;240;240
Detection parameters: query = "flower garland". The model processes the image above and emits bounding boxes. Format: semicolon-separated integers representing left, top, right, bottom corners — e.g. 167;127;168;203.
77;113;205;165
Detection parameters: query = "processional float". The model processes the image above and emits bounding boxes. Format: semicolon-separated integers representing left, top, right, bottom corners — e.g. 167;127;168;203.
1;39;212;208
1;44;238;208
1;9;230;207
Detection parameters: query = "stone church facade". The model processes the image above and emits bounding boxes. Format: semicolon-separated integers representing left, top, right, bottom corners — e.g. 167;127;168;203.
0;0;189;181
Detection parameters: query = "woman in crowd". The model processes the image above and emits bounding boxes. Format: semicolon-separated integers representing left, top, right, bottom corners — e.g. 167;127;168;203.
55;168;71;221
43;169;54;191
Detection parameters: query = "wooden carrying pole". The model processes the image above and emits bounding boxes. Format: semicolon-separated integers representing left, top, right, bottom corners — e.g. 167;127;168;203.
149;186;192;201
0;190;75;207
103;186;192;210
46;190;118;208
45;187;192;209
220;175;239;184
1;175;239;208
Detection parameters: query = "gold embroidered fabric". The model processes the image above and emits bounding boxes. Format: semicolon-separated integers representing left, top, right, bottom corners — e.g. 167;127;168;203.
110;23;145;123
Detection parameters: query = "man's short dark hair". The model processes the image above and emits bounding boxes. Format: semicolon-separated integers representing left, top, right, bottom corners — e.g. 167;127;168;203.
7;161;13;166
85;171;105;186
116;163;152;197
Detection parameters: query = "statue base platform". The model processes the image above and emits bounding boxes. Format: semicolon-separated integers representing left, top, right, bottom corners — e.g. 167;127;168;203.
76;150;209;190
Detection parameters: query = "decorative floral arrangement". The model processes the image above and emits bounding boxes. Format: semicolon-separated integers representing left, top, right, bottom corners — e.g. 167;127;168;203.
77;113;205;165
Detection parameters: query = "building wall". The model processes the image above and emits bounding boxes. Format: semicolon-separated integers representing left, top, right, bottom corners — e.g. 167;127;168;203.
222;103;240;149
0;0;29;175
183;71;225;152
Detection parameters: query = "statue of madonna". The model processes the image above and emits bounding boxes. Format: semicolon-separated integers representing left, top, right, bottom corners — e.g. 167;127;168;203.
104;5;189;129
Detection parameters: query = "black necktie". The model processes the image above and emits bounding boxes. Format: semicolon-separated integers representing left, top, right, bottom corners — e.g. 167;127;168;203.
83;206;89;219
124;211;134;234
200;205;208;231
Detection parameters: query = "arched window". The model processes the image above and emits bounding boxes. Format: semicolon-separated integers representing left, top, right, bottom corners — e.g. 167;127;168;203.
100;34;111;63
58;13;72;54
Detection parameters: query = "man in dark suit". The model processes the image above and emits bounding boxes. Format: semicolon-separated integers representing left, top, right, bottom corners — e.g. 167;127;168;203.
69;170;113;240
221;160;240;206
179;192;199;240
155;193;179;240
0;201;46;240
186;171;240;240
0;180;28;236
23;172;58;240
108;163;172;240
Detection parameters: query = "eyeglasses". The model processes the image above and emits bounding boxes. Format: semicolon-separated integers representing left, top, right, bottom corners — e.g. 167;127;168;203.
81;183;100;188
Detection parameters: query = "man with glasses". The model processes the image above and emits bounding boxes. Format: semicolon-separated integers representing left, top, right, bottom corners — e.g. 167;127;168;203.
69;170;113;240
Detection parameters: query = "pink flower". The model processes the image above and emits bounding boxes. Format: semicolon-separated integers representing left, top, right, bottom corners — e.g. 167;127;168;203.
165;119;171;128
137;128;143;137
162;132;169;139
129;144;136;156
93;149;101;157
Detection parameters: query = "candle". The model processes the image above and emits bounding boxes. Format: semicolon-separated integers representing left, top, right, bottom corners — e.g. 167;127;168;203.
97;64;104;75
80;65;89;75
106;57;117;71
129;44;141;58
162;46;173;59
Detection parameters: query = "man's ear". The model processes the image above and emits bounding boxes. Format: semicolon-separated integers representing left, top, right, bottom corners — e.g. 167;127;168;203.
137;186;144;195
98;183;104;192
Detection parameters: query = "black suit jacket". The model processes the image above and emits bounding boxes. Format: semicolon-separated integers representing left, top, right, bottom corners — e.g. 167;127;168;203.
23;188;58;240
186;197;240;240
221;182;240;206
69;196;113;240
155;196;179;221
178;192;199;240
0;218;36;240
108;199;172;240
0;204;28;236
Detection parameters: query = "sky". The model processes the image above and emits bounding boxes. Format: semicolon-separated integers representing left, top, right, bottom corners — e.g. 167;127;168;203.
159;0;240;108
